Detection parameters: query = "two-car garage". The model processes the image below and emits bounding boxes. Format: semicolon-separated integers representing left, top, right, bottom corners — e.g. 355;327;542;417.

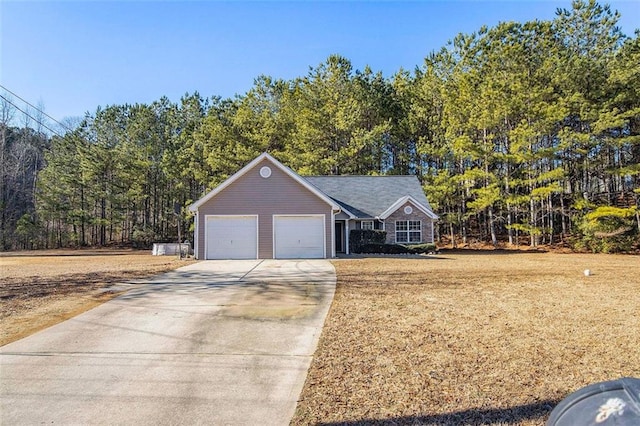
205;215;325;260
190;154;341;260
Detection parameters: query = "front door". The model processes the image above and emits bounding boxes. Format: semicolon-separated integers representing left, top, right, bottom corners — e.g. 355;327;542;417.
335;221;345;253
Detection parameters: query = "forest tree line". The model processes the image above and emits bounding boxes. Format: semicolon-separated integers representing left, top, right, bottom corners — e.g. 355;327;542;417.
2;0;638;252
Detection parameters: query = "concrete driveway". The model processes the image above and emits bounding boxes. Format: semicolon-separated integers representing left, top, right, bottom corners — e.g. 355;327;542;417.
0;259;336;425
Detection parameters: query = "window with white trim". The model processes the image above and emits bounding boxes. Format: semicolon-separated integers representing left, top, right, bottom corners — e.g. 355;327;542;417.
361;220;374;230
395;220;421;243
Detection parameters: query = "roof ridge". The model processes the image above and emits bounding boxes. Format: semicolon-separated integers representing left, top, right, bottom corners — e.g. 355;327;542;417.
304;175;418;178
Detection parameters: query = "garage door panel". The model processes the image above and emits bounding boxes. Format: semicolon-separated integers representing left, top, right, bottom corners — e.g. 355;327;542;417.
206;216;257;259
274;216;324;259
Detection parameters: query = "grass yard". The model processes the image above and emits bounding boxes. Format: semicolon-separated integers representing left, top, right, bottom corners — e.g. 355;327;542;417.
0;249;193;346
292;251;640;425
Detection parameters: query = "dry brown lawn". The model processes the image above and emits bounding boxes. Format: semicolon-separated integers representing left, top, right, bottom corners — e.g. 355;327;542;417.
0;249;193;346
292;251;640;426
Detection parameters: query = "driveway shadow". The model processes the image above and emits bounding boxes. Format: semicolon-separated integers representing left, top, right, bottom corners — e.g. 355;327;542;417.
117;268;334;301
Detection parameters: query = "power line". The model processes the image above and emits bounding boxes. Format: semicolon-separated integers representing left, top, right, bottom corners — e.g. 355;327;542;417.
0;93;64;137
0;84;74;134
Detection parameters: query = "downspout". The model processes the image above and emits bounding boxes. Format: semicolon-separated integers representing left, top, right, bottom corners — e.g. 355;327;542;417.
345;218;350;255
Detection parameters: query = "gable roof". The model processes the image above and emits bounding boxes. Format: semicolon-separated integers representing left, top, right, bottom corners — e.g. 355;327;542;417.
189;153;340;212
379;195;439;220
304;175;437;219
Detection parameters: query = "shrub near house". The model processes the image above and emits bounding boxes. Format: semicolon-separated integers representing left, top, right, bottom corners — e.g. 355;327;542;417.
349;229;436;254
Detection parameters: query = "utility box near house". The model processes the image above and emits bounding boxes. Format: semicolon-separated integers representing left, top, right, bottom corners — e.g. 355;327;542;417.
547;377;640;425
152;243;190;256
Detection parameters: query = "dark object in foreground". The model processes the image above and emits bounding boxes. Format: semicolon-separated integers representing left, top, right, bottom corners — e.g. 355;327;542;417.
547;377;640;425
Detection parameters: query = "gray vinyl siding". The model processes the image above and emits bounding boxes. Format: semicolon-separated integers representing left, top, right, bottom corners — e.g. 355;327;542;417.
385;203;434;244
195;158;333;259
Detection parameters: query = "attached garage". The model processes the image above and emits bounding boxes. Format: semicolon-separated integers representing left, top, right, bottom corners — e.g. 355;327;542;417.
190;153;344;259
190;153;438;259
274;215;325;259
205;215;258;259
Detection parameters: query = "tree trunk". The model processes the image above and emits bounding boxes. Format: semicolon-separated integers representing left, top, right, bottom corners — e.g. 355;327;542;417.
530;197;536;247
100;197;106;246
450;220;456;248
548;195;554;245
559;194;567;242
488;206;497;247
80;185;86;246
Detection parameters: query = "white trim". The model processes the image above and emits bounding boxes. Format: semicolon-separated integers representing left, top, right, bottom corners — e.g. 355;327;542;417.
395;219;422;244
272;214;326;259
361;220;374;230
338;205;357;219
431;220;435;244
204;214;259;260
379;195;439;220
259;166;272;178
194;213;199;259
334;219;348;255
189;153;340;212
331;212;336;258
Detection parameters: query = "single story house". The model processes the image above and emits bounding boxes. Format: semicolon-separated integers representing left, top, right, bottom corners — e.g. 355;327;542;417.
189;152;438;259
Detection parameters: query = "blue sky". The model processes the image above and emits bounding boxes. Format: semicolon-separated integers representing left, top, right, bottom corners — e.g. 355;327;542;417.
1;1;639;124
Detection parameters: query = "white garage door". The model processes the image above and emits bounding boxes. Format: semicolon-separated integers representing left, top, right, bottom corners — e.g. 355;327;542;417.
274;215;325;259
206;216;257;259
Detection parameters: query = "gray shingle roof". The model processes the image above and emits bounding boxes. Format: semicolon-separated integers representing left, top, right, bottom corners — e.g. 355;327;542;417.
304;175;434;218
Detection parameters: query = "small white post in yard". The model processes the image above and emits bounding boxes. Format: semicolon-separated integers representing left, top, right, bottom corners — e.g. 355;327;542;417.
584;269;591;277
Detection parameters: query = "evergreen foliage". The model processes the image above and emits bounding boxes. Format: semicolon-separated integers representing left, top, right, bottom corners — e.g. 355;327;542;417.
575;206;638;252
2;0;638;252
356;243;412;255
349;229;387;253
